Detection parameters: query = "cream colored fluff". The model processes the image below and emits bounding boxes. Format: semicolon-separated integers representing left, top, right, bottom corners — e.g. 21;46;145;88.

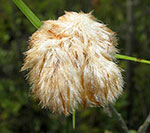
21;11;123;115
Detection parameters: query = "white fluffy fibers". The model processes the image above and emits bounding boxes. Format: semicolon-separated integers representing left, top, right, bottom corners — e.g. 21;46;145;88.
21;12;123;115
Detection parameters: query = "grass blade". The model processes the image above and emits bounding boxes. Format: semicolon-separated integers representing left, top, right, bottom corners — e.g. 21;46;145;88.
13;0;42;29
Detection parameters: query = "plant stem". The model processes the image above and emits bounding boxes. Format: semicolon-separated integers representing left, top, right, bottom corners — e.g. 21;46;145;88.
73;111;76;130
138;112;150;133
115;54;150;64
13;0;42;29
108;104;128;133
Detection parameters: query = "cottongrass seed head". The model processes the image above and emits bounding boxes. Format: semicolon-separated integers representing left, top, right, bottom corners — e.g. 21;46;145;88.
21;11;123;116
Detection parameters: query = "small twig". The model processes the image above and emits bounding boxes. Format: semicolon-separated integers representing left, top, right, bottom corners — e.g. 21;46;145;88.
138;112;150;133
108;104;128;133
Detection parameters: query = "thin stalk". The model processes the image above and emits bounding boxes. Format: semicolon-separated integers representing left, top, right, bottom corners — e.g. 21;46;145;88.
13;0;42;29
115;54;150;64
73;111;76;130
108;104;128;133
138;112;150;133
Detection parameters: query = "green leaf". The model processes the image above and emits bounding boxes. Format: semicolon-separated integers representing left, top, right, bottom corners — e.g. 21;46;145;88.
13;0;42;29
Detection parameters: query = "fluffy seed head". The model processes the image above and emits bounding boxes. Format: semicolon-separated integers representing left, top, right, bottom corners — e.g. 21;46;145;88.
21;11;123;115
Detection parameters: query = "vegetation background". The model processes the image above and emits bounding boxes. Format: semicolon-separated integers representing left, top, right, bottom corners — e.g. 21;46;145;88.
0;0;150;132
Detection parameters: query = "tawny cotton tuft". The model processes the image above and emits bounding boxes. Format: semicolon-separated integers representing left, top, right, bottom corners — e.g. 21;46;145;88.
21;11;123;115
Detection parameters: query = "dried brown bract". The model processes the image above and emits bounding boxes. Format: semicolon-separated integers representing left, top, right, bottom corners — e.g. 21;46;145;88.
21;11;123;115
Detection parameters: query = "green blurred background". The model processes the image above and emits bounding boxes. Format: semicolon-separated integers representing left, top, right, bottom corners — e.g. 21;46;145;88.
0;0;150;132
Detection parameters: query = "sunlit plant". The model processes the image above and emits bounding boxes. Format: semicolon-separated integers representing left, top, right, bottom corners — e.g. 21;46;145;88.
13;0;150;130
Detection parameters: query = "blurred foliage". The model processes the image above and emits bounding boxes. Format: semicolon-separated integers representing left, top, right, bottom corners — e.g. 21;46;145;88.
0;0;150;132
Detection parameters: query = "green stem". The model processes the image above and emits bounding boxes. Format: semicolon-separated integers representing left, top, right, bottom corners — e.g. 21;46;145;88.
73;111;76;130
115;54;150;64
13;0;42;29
